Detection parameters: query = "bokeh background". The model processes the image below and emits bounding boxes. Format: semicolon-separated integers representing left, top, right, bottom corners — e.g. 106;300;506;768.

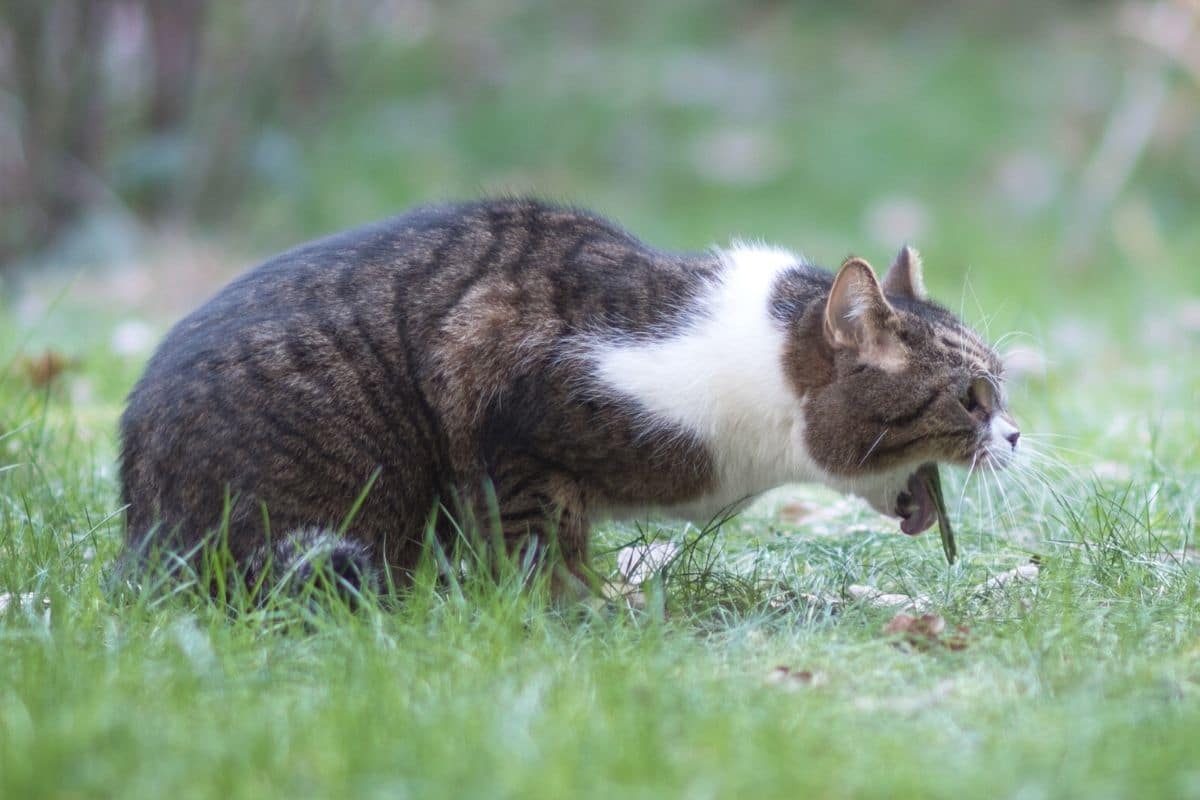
0;0;1198;440
2;7;1199;797
4;2;1199;286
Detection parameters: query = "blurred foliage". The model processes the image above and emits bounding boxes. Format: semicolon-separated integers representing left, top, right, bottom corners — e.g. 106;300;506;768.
0;0;336;263
0;0;1197;302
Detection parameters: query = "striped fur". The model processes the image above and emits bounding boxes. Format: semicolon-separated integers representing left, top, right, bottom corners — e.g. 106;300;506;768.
118;199;1017;596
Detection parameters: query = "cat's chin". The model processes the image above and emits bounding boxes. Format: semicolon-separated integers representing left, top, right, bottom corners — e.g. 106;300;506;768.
844;467;937;535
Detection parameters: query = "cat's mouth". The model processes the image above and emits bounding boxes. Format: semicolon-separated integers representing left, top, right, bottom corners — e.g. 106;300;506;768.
893;463;958;563
894;470;936;536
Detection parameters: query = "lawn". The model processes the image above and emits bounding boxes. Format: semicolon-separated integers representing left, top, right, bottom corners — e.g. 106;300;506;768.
2;4;1199;798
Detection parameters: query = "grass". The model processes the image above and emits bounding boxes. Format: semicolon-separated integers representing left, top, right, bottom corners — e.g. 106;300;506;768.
3;274;1198;800
3;3;1200;798
1;383;1198;800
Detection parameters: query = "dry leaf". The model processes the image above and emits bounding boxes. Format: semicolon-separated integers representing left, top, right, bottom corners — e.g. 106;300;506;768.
884;612;941;636
944;625;971;651
849;584;930;611
616;541;679;585
19;350;76;388
883;612;970;651
776;501;817;525
976;563;1039;593
766;665;823;690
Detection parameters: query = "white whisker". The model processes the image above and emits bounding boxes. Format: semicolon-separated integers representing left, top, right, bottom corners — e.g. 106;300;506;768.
859;428;890;467
957;452;981;520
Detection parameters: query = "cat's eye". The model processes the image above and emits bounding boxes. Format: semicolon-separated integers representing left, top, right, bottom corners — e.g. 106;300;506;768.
959;378;992;417
960;386;979;414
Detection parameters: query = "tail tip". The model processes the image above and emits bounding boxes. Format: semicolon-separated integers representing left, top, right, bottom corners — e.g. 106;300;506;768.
258;528;381;600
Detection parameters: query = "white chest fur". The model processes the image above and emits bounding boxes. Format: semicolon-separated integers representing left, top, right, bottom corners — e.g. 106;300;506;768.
588;244;831;522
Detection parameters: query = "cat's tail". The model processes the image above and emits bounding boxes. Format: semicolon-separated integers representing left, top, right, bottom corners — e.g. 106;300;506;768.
247;527;380;602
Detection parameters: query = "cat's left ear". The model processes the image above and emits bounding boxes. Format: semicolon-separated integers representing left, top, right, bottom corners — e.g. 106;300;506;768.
824;257;906;371
881;245;926;300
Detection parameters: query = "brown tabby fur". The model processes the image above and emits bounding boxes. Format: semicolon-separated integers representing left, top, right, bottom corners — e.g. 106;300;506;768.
118;198;1013;596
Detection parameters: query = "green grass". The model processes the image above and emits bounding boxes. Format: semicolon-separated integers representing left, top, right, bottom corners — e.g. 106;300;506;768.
0;343;1198;799
3;4;1200;798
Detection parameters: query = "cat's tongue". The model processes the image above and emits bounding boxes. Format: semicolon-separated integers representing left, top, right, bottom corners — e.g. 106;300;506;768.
901;470;936;536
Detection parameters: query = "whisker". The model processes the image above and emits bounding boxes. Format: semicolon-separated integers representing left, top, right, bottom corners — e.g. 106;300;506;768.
1020;443;1087;476
858;428;890;467
1021;436;1098;458
1010;448;1072;489
986;460;1022;533
957;452;981;520
1018;438;1081;465
992;329;1037;352
1009;460;1060;493
1020;432;1086;441
1008;457;1089;515
979;457;999;538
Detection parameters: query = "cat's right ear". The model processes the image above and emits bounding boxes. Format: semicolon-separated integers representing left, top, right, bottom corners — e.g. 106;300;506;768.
881;245;926;300
824;257;905;370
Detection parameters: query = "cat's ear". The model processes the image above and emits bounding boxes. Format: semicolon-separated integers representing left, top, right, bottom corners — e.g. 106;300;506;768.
881;245;926;300
824;257;905;370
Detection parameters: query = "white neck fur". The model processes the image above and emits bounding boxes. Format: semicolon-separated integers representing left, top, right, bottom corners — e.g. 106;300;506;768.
589;243;830;521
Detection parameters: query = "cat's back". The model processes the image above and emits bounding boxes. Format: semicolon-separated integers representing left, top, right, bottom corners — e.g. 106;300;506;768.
118;200;718;539
152;197;696;351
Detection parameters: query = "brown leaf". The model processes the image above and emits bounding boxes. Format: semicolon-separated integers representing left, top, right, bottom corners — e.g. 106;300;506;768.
777;501;817;525
883;612;968;651
945;625;971;651
19;350;77;388
766;665;823;690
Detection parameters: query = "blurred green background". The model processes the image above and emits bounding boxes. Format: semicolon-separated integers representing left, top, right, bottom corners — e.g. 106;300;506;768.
2;7;1199;798
2;0;1198;330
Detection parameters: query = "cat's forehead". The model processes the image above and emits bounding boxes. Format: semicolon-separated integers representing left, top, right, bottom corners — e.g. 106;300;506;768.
899;303;1003;378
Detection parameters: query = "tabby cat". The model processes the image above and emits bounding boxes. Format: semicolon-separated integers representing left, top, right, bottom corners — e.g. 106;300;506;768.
119;199;1019;596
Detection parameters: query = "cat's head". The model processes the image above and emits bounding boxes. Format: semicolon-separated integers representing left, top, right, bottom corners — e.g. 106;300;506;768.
801;247;1019;533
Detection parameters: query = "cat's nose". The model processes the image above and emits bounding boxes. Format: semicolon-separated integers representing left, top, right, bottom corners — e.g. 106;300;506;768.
993;415;1020;453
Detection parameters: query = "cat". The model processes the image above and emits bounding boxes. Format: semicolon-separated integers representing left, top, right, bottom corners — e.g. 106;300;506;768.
118;198;1020;597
